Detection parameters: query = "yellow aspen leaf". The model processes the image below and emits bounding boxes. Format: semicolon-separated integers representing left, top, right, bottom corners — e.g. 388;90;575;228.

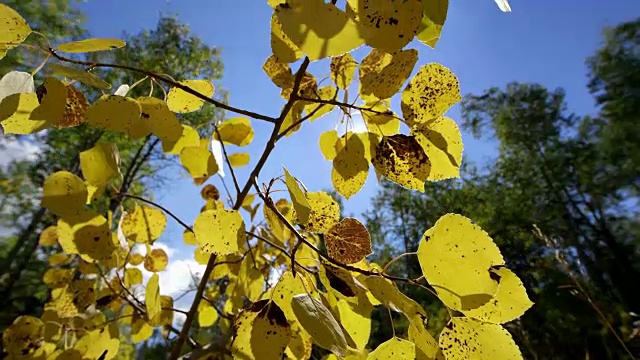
360;49;418;100
229;152;250;167
273;271;312;324
149;295;174;326
401;63;461;126
1;316;43;358
128;253;144;266
231;300;292;360
48;63;111;90
198;302;219;327
319;130;341;161
275;0;364;61
74;322;120;360
347;0;422;53
144;248;169;272
135;96;182;142
407;322;440;360
166;79;214;113
124;268;143;287
264;203;289;246
0;4;31;59
438;318;523;360
352;131;379;162
361;106;401;137
286;323;313;360
330;53;357;90
0;93;50;134
238;258;266;302
180;145;219;185
280;101;305;137
85;183;105;204
214;117;254;146
331;132;369;199
303;86;336;122
39;225;58;247
305;191;340;233
181;230;196;246
57;84;90;128
200;184;220;201
368;337;416;360
291;293;348;357
56;38;126;53
131;316;153;343
409;322;439;360
325;217;372;264
56;211;114;262
411;116;463;181
417;213;505;311
48;252;71;266
43;268;73;288
163;124;199;154
41;171;87;219
417;0;448;48
462;267;534;324
281;71;318;99
365;276;426;322
194;247;209;265
263;54;295;90
372;134;431;192
193;208;245;255
337;299;372;350
80;142;120;188
146;273;161;320
284;167;311;226
270;13;303;63
85;95;141;132
319;262;366;301
32;77;67;126
120;205;167;244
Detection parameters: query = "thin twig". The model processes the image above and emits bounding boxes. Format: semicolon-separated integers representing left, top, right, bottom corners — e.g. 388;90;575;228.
246;231;316;273
47;49;277;123
119;193;193;233
296;95;395;117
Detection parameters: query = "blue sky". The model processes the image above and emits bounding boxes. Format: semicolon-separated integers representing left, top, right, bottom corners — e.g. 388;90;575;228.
66;0;640;301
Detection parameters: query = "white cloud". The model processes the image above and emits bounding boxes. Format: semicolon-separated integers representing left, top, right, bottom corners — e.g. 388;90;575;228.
0;138;41;168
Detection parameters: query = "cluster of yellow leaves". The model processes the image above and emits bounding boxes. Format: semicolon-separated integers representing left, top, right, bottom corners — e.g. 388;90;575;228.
1;1;525;359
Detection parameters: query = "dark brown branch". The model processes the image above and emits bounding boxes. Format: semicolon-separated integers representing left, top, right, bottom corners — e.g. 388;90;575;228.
48;49;277;123
168;57;312;359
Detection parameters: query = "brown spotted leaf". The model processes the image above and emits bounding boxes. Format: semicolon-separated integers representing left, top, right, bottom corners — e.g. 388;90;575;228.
372;134;431;192
360;48;418;100
324;217;372;264
56;84;89;128
401;63;461;126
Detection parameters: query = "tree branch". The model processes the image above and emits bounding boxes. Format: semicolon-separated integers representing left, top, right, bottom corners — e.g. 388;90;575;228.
48;49;277;123
168;57;312;359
